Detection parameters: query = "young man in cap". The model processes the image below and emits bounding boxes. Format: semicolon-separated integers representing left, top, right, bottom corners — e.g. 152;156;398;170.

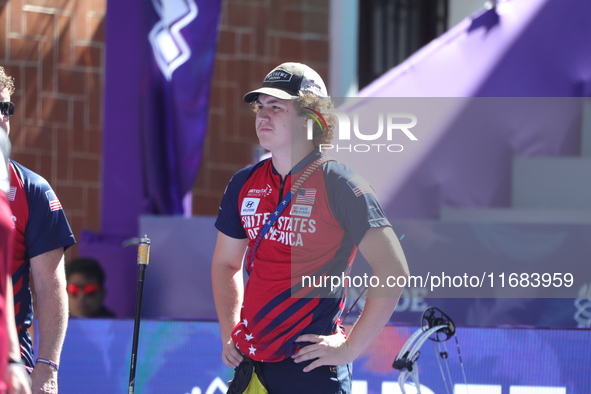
212;62;409;393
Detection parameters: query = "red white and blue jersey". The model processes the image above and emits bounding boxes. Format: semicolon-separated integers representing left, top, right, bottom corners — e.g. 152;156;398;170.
215;151;390;362
8;160;75;368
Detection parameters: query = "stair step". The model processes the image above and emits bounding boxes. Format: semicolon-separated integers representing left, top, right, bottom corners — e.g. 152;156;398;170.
512;157;591;209
440;207;591;223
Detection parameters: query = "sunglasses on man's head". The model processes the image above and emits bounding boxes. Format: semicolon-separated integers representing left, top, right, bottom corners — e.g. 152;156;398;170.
0;101;14;116
66;283;101;296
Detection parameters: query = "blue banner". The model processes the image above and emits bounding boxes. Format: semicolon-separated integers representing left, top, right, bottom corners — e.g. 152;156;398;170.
59;319;590;394
142;0;221;214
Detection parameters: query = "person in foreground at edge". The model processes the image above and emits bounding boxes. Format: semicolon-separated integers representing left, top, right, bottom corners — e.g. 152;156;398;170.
0;66;75;394
0;126;32;394
212;62;410;393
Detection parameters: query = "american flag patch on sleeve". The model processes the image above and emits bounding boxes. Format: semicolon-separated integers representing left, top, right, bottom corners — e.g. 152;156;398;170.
346;176;374;197
7;186;16;201
45;190;63;211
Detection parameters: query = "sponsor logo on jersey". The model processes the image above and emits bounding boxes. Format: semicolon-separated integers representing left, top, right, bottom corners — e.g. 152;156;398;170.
290;204;312;217
45;190;63;211
240;198;260;215
246;184;273;197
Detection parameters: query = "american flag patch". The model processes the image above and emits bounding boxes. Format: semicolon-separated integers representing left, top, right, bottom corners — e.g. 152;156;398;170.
346;176;374;197
295;188;317;205
45;190;63;211
7;186;16;201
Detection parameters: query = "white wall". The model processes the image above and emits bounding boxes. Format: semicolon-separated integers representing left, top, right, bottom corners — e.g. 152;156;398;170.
448;0;488;27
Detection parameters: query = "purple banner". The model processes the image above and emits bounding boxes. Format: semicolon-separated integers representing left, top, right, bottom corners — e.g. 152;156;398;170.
82;0;221;317
142;0;221;215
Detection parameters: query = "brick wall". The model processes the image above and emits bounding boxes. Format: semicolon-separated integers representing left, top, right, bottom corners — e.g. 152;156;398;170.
0;0;106;258
0;0;330;256
192;0;331;215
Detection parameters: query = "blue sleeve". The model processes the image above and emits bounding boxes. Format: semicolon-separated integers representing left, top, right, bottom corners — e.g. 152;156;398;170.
16;163;76;258
324;162;391;246
214;165;256;240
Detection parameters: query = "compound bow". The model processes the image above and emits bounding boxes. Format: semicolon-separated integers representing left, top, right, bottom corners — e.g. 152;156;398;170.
392;307;468;394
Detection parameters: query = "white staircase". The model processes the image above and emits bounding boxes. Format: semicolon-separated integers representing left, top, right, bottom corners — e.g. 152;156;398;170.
441;99;591;223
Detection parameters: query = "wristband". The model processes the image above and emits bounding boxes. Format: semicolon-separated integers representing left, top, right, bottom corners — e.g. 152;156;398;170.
36;358;59;371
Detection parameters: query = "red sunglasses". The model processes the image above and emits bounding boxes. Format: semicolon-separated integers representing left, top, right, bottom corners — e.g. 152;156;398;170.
66;283;101;296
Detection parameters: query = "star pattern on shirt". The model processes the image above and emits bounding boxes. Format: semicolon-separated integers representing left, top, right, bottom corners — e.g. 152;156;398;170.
234;330;241;336
245;333;253;341
242;318;248;327
249;345;256;355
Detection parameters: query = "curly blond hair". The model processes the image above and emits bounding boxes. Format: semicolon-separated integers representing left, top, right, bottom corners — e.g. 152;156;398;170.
0;67;15;95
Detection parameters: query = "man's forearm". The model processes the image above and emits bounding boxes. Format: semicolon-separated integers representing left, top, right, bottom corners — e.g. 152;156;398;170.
212;263;244;340
35;284;68;363
345;291;400;358
30;248;69;365
348;226;409;358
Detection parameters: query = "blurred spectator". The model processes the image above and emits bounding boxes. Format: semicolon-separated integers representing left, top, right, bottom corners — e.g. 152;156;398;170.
65;258;115;318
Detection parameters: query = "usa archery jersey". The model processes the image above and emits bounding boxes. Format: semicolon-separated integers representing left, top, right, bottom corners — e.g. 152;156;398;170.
8;160;75;367
215;151;390;362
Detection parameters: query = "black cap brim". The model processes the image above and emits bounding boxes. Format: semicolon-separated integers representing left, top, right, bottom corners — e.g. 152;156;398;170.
243;87;298;103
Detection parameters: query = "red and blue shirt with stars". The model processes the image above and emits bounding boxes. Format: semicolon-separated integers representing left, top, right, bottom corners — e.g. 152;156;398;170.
215;151;390;362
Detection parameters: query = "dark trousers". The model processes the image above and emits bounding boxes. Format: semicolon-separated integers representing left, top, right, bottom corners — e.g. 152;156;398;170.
257;357;352;394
